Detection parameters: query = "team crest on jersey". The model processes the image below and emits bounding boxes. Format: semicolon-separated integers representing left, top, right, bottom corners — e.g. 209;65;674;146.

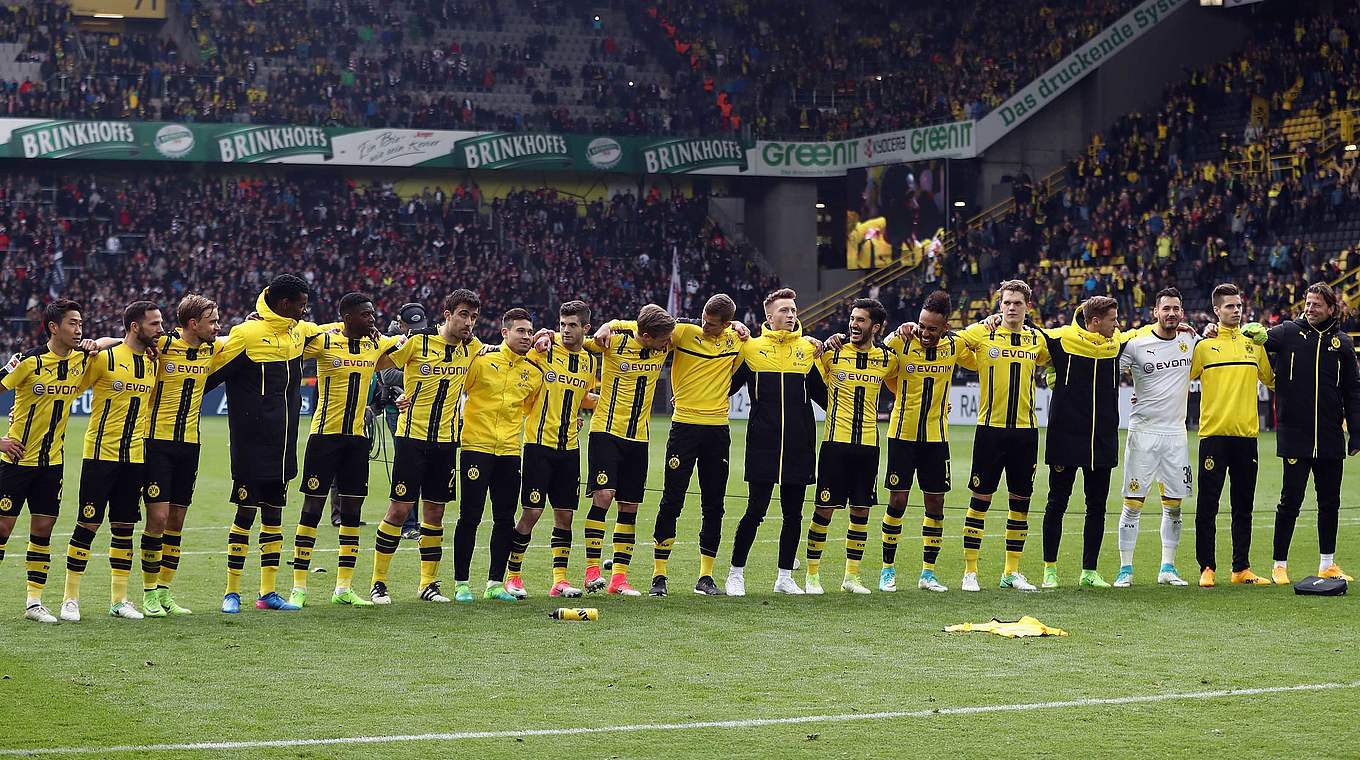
520;369;530;382
394;482;408;497
529;490;542;505
82;503;96;519
888;473;900;487
668;455;681;470
596;472;609;485
795;350;805;361
237;486;249;501
1178;342;1188;353
306;476;320;490
971;474;981;488
1128;479;1140;493
1331;337;1342;350
819;489;832;503
1203;457;1215;471
0;497;12;513
146;483;162;499
467;466;481;481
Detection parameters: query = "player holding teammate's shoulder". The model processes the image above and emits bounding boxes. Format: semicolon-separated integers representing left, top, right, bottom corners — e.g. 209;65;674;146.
0;299;99;623
368;289;481;605
583;304;675;597
452;308;544;603
60;301;164;623
508;301;599;599
878;290;975;593
139;294;223;617
807;298;902;595
287;292;403;609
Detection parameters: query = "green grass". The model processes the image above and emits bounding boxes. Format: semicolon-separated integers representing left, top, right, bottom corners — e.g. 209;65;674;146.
2;417;1359;758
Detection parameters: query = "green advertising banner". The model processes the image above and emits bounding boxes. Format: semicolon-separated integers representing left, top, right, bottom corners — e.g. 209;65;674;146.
0;118;970;176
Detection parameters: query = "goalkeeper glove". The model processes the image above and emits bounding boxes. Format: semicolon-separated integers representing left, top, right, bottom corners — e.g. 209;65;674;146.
1242;322;1268;345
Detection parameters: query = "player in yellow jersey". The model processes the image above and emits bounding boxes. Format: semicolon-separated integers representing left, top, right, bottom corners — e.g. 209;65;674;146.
946;280;1050;592
583;304;675;596
1191;283;1275;587
367;290;481;605
451;308;544;603
806;298;902;595
140;295;222;617
287;293;403;609
60;301;164;622
0;300;101;623
507;301;598;599
879;291;974;593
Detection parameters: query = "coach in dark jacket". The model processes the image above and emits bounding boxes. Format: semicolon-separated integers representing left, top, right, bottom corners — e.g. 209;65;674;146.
1257;283;1360;579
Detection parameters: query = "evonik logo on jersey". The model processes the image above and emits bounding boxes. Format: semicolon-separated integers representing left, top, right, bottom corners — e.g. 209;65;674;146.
1141;358;1191;374
418;364;467;377
543;370;589;389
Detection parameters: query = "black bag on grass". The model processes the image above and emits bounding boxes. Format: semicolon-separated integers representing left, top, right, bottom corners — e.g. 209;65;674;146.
1293;576;1347;596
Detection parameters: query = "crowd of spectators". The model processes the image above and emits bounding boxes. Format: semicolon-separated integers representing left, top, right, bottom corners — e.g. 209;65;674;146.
0;170;777;356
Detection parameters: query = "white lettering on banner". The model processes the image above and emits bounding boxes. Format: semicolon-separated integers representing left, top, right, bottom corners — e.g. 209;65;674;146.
975;0;1191;150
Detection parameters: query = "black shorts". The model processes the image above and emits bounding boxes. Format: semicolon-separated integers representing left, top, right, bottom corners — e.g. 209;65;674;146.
661;422;730;508
79;459;145;524
144;440;201;507
230;480;287;508
390;438;457;504
968;426;1039;497
816;441;879;509
0;462;63;518
301;434;370;497
885;439;951;494
522;443;580;510
586;432;648;504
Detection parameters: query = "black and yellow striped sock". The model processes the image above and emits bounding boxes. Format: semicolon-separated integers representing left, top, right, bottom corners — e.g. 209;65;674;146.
139;530;163;593
291;524;317;591
881;504;906;567
225;510;252;596
1003;496;1030;576
371;519;401;586
258;509;283;597
506;529;532;581
806;512;832;576
157;529;182;589
611;512;636;578
25;534;50;605
653;537;674;579
109;525;134;603
846;512;868;577
550;527;571;584
962;496;990;575
64;524;96;602
584;505;607;569
336;525;360;591
418;522;443;589
922;516;944;571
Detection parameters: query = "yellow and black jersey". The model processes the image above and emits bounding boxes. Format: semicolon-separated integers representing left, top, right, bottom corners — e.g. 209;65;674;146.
884;332;976;443
819;343;902;447
525;337;598;451
1191;326;1275;438
82;343;157;463
957;323;1051;429
148;333;221;445
0;347;90;466
612;319;742;425
304;332;403;437
587;330;673;443
732;323;827;485
388;331;482;444
461;346;545;456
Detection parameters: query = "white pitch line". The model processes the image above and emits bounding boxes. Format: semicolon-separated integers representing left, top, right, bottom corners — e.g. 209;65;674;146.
3;680;1356;756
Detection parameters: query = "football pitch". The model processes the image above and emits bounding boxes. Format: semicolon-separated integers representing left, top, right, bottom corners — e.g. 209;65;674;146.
2;417;1358;758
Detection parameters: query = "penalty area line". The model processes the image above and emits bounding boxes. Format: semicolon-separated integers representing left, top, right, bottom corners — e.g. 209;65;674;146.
3;680;1358;756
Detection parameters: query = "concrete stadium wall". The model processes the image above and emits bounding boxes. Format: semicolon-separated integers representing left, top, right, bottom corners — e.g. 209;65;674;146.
978;3;1253;206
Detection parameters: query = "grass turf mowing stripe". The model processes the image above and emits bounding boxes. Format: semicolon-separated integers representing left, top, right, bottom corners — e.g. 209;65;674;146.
4;681;1357;756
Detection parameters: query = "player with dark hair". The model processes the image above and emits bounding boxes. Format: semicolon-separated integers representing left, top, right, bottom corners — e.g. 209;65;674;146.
140;294;223;616
368;289;482;605
1191;283;1274;587
287;292;403;609
582;304;675;596
0;300;101;623
207;274;334;613
451;308;543;602
507;301;599;599
805;298;901;595
60;301;163;621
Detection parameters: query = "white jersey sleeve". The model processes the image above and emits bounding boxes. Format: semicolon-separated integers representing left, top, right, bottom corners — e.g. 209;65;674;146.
1124;330;1196;434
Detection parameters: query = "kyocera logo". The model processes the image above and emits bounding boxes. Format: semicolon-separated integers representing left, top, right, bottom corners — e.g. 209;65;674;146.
1142;358;1191;373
